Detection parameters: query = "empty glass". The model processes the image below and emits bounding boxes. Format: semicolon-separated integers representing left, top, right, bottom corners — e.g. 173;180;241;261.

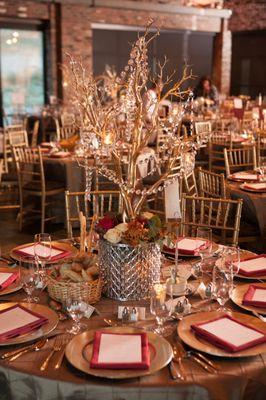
212;264;232;313
150;283;173;336
220;246;240;293
34;233;52;268
194;227;212;277
64;292;88;335
20;264;38;303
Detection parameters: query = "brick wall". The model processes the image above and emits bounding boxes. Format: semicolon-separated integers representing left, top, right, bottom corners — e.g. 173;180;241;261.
225;0;266;31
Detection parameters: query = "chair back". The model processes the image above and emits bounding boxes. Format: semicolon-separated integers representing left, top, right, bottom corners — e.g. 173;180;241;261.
224;146;257;177
65;190;122;238
181;194;242;246
183;170;198;197
198;167;226;198
257;130;266;165
57;125;76;141
12;146;44;194
6;125;28;147
194;121;212;145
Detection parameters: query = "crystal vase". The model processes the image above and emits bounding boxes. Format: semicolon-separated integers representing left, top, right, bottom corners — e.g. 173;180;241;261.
98;239;161;301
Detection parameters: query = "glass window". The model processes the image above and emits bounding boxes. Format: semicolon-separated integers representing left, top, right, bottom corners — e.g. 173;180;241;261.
0;28;45;125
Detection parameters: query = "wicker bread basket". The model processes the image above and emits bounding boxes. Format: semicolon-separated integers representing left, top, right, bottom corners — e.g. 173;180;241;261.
47;276;102;304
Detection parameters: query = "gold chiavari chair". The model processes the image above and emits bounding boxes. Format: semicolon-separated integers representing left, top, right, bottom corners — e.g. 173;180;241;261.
13;146;65;232
224;146;257;177
194;120;212;144
208;132;232;172
6;125;28;147
57;124;77;141
198;167;226;199
0;157;19;211
65;190;122;238
183;170;198;197
181;194;243;246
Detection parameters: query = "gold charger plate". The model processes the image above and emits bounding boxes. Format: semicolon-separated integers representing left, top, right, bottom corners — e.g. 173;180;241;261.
10;241;78;264
65;326;173;379
0;267;22;296
0;302;59;346
177;310;266;358
231;282;266;316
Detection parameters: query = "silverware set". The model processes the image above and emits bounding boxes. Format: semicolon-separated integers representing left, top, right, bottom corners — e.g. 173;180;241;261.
169;339;219;380
1;333;70;370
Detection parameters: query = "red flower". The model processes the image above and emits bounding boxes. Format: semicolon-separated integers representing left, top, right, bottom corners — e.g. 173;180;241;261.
95;216;116;234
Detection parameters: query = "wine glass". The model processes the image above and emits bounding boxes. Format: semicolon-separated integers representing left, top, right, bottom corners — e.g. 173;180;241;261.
212;264;232;313
195;227;213;275
220;246;240;293
34;233;52;269
64;291;88;335
150;283;173;336
20;263;38;303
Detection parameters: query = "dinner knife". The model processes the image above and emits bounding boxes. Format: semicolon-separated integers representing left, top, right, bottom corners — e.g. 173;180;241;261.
169;360;184;380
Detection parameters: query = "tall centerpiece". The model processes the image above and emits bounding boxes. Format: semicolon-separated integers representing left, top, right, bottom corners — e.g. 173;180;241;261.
65;21;199;300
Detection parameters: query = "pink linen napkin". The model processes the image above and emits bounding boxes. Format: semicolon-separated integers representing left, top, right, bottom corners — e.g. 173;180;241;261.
243;182;266;191
242;285;266;308
90;331;150;370
191;315;266;352
0;271;19;290
14;243;72;261
229;172;259;181
237;255;266;277
163;237;207;256
50;151;71;158
0;304;48;342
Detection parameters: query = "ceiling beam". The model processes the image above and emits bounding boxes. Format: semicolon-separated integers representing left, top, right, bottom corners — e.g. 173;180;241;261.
37;0;232;19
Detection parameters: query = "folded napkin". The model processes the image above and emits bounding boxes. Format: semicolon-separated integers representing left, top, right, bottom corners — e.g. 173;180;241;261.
243;182;266;191
242;285;266;308
163;237;207;256
237;255;266;277
230;172;259;181
176;238;207;255
0;304;48;341
191;315;266;352
14;243;72;261
50;151;71;158
90;331;150;370
0;271;19;290
41;142;53;148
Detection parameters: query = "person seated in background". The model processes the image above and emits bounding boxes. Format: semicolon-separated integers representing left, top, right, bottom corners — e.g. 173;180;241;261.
194;76;219;108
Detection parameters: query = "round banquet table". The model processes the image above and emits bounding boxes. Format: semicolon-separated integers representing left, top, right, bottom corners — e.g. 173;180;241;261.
0;258;265;400
226;180;266;238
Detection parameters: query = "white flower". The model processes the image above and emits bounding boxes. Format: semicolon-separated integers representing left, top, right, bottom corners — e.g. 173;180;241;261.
115;223;128;233
104;228;122;244
142;212;154;220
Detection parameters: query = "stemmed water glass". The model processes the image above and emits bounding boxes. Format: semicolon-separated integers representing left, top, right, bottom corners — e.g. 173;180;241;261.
220;246;240;294
34;233;52;268
20;263;39;303
64;289;88;335
194;227;213;277
150;283;174;336
212;263;232;313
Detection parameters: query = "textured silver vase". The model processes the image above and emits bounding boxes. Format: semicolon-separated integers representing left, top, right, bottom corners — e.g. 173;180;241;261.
98;239;161;301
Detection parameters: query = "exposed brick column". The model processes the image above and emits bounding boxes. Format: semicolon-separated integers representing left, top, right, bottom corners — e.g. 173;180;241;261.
212;18;232;95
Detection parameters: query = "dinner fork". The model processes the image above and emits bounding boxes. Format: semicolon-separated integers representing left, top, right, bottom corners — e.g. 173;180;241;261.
54;334;71;369
40;336;63;371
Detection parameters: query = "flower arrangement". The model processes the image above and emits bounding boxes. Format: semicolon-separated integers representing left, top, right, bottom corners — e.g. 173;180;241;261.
95;212;163;246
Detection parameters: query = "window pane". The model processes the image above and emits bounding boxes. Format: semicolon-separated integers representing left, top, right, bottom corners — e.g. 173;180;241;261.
0;29;44;124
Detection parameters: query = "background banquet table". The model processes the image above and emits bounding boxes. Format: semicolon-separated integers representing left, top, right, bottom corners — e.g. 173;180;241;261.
226;181;266;238
0;267;265;400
